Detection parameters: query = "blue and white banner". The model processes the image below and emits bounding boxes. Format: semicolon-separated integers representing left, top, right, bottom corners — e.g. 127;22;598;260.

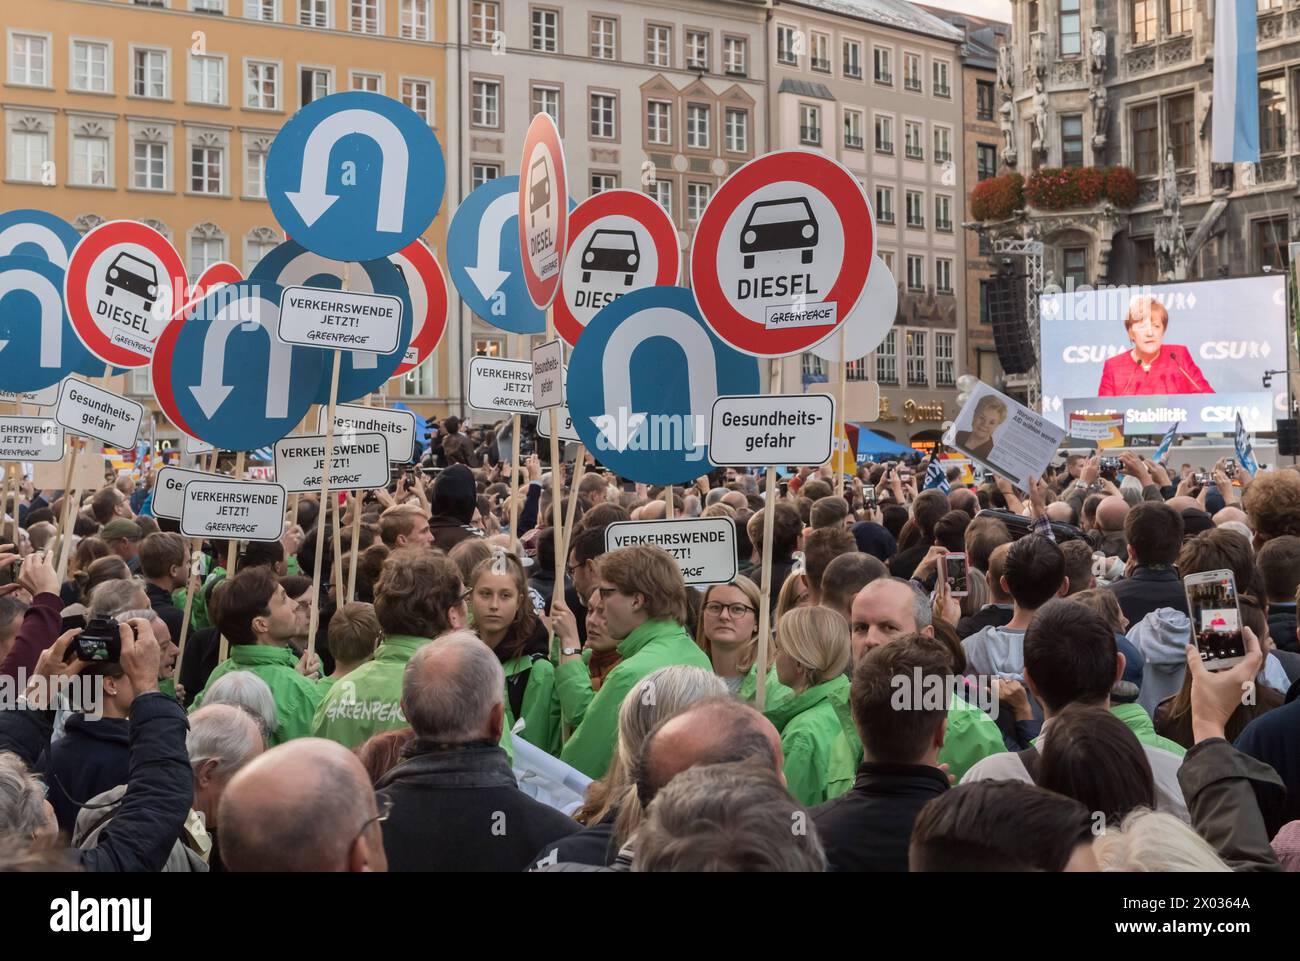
1153;421;1180;464
1235;412;1258;477
922;450;950;494
1212;0;1260;163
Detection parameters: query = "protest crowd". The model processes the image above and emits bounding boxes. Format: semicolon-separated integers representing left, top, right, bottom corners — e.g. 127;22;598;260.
2;429;1299;875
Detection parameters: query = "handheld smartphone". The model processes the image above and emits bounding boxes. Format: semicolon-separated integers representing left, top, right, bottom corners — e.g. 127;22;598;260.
1224;462;1237;477
863;485;877;507
940;552;969;597
1100;456;1122;472
1194;471;1211;486
1184;569;1246;671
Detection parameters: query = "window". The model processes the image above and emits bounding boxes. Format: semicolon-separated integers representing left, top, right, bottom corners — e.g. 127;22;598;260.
1132;0;1156;43
189;54;224;105
133;48;167;98
1260;74;1287;155
810;32;830;72
1061;115;1084;167
350;0;379;33
843;39;862;79
8;128;48;181
906;255;924;290
906;330;927;386
471;163;500;188
590;92;616;139
401;78;431;123
1028;0;1039;31
875;114;893;153
977;142;998;180
1059;0;1080;55
879;250;894;273
933;126;951;163
591;17;616;59
876;329;898;384
647;100;672;145
192;0;224;12
1063;246;1088;287
933;60;950;97
72;40;110;93
647;178;672;218
400;358;436;398
725;108;748;153
189;233;225;275
190;144;223;194
401;0;431;40
874;46;893;85
1131;102;1158;176
905;120;923;159
686;103;710;149
299;0;329;27
1166;93;1194;169
532;84;560;126
1166;0;1193;31
471;2;499;45
936;258;952;293
591;172;618;194
352;72;382;93
245;231;277;274
843;110;864;150
776;24;798;65
935;332;955;386
647;25;671;67
800;104;821;146
300;67;330;107
245;0;277;20
246;60;279;109
980;280;992;324
875;186;894;223
723;36;747;76
686;31;709;71
471;79;500;127
1255;217;1289;271
132;140;167;190
10;33;49;86
687;182;711;223
245;143;267;197
905;190;924;228
977;80;995;121
72;134;109;186
903;52;921;92
802;353;829;383
935;195;952;231
531;8;559;53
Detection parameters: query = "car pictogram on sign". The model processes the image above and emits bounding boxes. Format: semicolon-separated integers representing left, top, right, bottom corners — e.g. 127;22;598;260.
740;198;818;270
107;253;159;311
581;230;639;285
529;157;551;227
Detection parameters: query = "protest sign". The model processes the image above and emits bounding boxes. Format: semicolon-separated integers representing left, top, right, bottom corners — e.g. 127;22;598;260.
277;287;403;353
180;479;286;543
604;518;737;587
468;357;536;416
944;382;1066;488
318;404;417;463
153;466;219;520
1068;412;1126;448
273;432;390;493
532;339;564;411
54;377;143;449
708;394;836;468
0;416;63;461
0;383;61;407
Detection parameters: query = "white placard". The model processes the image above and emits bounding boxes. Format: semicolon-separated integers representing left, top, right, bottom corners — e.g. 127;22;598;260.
0;384;61;408
277;286;403;353
468;357;536;416
273;432;390;493
708;393;836;467
154;466;219;520
317;404;417;463
54;377;144;449
180;479;286;542
0;416;63;461
184;434;215;456
531;339;564;411
944;382;1067;488
604;518;737;586
535;406;581;443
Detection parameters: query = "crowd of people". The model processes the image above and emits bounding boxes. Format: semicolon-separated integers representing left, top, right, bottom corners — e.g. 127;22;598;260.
0;439;1298;873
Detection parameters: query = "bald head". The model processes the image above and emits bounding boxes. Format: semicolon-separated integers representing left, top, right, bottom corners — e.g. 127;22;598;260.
1165;495;1200;514
1044;501;1074;524
1214;506;1250;529
721;490;748;512
219;738;385;872
948;488;978;518
1095;496;1129;532
640;499;668;521
402;630;504;743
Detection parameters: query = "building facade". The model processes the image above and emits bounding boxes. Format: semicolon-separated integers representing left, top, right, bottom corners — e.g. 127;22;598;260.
767;0;967;450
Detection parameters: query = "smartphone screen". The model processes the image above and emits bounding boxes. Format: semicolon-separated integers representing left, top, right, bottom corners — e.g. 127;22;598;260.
863;486;877;507
942;553;969;597
1184;570;1246;670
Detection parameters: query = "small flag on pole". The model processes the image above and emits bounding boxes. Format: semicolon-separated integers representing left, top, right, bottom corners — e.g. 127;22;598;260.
1153;421;1180;465
922;449;950;494
1235;412;1259;476
1212;0;1260;164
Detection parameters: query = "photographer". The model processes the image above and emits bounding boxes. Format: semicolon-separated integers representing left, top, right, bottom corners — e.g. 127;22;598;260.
0;549;64;681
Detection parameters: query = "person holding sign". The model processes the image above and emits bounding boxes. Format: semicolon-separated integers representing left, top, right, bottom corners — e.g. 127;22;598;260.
695;576;791;709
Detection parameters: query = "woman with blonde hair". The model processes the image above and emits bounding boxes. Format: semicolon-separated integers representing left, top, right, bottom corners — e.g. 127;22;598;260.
774;568;811;628
765;605;852;806
695;575;791;708
1094;810;1231;872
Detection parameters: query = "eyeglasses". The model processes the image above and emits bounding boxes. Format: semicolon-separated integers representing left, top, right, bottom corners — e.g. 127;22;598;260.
353;793;394;846
596;586;620;601
458;588;472;605
704;602;756;619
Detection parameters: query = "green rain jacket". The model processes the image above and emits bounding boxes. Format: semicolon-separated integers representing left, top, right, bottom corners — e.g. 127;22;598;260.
558;618;712;778
504;654;561;755
191;644;323;746
765;674;851;807
737;663;793;709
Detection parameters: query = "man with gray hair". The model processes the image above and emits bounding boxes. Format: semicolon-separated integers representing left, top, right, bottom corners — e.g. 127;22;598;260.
375;631;579;871
187;704;263;871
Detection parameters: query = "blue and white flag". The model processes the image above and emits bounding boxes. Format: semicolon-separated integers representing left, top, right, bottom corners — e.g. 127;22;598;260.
1212;0;1260;163
1153;421;1180;464
922;451;950;494
1235;412;1259;476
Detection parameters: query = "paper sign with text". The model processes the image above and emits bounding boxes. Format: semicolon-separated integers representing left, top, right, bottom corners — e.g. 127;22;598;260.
604;517;737;586
273;432;390;493
277;286;403;353
0;416;63;461
532;339;564;411
154;466;220;520
54;377;143;449
945;382;1066;488
0;384;61;408
318;404;417;463
180;479;286;542
1068;412;1125;449
708;394;836;467
468;357;536;416
535;405;581;442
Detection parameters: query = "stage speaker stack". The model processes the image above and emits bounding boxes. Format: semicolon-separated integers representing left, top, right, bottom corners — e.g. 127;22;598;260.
1277;418;1300;456
988;268;1035;374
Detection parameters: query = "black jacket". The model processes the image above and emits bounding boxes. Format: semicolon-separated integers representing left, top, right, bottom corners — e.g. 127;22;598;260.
1109;565;1188;628
1235;697;1300;831
376;740;580;872
811;762;949;872
888;544;929;581
145;582;185;649
178;626;220;708
1268;603;1298;653
955;603;1013;640
45;713;131;834
529;807;619;869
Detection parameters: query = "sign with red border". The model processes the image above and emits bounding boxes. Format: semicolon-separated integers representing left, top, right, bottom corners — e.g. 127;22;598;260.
64;220;188;368
690;150;874;358
555;189;679;347
517;112;568;310
388;238;448;377
186;261;242;304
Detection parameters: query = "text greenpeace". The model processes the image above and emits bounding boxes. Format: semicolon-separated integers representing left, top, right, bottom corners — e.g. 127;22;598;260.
180;480;286;542
591;407;708;462
604;518;736;586
467;357;536;416
49;892;150;941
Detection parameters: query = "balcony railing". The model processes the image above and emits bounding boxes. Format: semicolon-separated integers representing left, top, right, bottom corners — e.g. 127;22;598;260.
800;126;822;144
905;145;923;160
844;133;864;149
935;84;951;98
876;139;894;154
875;70;893;85
904;75;922;91
811;57;830;72
935;218;952;232
935;150;952;164
878;209;895;224
844;64;862;79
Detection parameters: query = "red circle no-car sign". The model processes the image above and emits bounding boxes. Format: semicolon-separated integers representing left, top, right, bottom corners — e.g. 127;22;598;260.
517;113;569;310
690;150;874;358
555;189;680;347
388;238;448;378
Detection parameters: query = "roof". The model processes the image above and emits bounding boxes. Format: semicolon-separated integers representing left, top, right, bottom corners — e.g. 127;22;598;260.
777;77;836;100
915;4;1010;66
788;0;966;43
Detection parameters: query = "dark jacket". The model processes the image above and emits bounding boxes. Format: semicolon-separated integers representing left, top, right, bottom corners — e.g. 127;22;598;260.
955;603;1012;640
428;464;483;553
376;740;580;872
145;582;185;647
529;807;619;869
1178;738;1286;871
888;543;929;581
0;591;61;680
1267;602;1298;653
0;692;191;872
45;713;131;834
1234;697;1300;830
178;626;220;708
812;762;949;872
1109;565;1188;628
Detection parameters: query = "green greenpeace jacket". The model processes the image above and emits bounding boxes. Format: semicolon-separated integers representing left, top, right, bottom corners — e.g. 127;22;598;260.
765;674;851;807
737;663;793;709
1112;702;1187;758
504;654;561;756
555;648;595;729
559;618;712;778
191;643;323;746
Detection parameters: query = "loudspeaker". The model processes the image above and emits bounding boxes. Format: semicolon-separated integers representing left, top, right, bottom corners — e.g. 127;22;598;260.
1278;418;1300;456
988;271;1034;374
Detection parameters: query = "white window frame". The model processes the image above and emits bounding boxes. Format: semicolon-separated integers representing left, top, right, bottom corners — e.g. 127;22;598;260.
903;51;923;92
935;331;956;386
131;137;170;192
188;229;226;276
873;45;892;84
68;120;113;187
936;258;953;293
243;135;271;198
470;1;499;45
400;76;433;124
724;107;748;153
70;38;112;94
647;99;672;145
905;189;925;228
775;23;799;66
590;172;618;194
471;162;501;188
350;70;384;93
244;58;281;111
299;64;334;107
471;78;501;128
904;119;924;160
591;16;617;59
189;143;225;195
188;52;227;106
589;91;616;140
723;36;747;76
9;31;52;88
244;0;279;22
531;7;560;53
298;0;330;28
933;124;952;164
933;58;952;97
906;254;925;291
349;0;382;35
647;178;673;219
686;103;711;149
935;194;953;231
686;181;711;223
131;46;170;100
532;84;561;126
809;31;830;72
843;108;864;149
875;328;898;384
686;30;709;71
244;228;279;274
800;103;822;145
400;0;431;40
906;328;928;386
875;185;894;223
842;38;863;79
875;113;894;153
646;24;671;67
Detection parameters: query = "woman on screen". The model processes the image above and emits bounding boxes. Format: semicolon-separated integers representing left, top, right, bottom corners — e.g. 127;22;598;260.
955;394;1007;461
1097;296;1213;397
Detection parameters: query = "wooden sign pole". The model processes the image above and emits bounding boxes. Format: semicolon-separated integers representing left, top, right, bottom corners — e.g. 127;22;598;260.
217;450;245;665
508;413;521;553
307;348;342;666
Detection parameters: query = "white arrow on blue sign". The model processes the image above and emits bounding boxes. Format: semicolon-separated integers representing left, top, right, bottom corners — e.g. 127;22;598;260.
0;256;109;392
266;91;444;261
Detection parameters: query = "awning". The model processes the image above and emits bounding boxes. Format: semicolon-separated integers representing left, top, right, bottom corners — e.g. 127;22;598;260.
851;425;915;457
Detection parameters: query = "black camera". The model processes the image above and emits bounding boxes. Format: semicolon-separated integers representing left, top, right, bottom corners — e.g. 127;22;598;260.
64;615;122;663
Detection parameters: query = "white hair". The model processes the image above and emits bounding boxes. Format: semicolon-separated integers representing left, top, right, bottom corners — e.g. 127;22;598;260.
187;704;263;778
1094;809;1231;872
88;579;147;618
403;631;504;743
1216;520;1255;546
204;671;278;743
0;752;46;841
